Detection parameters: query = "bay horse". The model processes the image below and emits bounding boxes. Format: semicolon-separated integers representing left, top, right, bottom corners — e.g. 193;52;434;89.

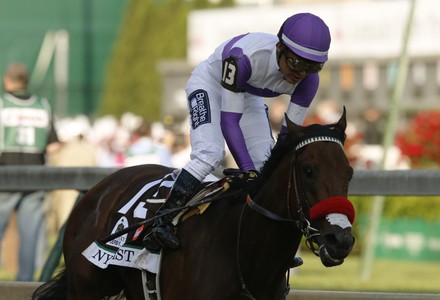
33;108;355;300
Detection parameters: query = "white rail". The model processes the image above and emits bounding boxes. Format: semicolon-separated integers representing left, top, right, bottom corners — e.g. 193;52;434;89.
0;166;439;195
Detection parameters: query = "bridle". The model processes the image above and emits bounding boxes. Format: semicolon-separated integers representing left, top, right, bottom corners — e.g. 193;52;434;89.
238;135;345;299
294;136;345;254
245;135;345;252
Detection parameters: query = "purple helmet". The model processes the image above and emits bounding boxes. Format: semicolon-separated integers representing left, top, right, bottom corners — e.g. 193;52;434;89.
277;13;331;63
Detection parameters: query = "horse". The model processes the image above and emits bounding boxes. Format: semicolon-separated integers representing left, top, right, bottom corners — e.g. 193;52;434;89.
33;108;355;300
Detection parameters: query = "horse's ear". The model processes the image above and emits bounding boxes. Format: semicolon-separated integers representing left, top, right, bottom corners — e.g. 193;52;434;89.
335;106;347;133
285;113;303;138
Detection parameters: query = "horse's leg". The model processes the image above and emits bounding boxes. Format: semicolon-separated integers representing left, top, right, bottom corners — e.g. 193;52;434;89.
118;269;144;300
65;248;124;300
66;265;115;299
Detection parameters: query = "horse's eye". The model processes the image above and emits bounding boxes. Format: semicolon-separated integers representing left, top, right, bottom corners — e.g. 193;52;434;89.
304;167;314;178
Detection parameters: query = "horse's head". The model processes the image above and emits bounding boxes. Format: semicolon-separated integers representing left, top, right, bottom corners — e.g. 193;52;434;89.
285;107;355;267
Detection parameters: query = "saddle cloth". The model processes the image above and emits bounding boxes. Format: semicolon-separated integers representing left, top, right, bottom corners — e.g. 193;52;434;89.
82;171;223;273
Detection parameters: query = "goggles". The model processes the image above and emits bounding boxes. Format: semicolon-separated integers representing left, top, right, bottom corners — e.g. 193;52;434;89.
285;52;324;73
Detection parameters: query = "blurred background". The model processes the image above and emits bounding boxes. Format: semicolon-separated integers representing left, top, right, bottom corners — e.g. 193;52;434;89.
0;0;439;294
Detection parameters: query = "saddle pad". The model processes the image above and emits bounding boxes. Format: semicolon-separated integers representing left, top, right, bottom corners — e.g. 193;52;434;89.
82;172;177;272
82;171;234;300
82;171;223;273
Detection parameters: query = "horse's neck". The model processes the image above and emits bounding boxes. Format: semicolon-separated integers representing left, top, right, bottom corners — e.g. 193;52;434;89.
238;196;302;297
256;161;299;220
241;161;302;250
240;159;303;257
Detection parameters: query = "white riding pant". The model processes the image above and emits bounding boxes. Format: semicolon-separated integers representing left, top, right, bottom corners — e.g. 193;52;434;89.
184;79;274;182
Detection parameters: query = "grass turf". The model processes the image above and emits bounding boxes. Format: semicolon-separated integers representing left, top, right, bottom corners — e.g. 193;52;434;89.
290;252;440;294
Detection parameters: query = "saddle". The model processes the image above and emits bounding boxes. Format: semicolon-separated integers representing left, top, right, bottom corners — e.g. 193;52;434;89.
176;169;248;223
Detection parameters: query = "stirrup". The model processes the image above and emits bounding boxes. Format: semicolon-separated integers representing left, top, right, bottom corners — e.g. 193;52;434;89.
289;256;303;268
143;231;162;253
143;223;180;252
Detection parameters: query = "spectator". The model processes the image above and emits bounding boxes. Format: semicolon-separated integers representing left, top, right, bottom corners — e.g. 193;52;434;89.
125;120;173;167
47;133;97;230
0;62;60;281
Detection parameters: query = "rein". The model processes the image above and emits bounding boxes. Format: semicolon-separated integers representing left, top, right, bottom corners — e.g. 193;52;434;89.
99;192;233;244
245;195;302;227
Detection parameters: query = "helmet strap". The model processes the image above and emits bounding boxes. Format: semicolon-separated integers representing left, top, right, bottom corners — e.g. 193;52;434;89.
276;43;287;64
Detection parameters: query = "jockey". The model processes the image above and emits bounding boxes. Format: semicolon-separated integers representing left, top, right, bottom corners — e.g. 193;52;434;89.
144;13;331;253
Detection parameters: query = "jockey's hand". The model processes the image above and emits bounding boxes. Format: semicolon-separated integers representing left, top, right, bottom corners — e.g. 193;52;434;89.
242;170;260;182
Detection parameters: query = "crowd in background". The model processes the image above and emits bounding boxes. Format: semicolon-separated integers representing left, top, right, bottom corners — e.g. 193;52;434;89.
52;112;207;169
49;97;414;174
51;99;409;173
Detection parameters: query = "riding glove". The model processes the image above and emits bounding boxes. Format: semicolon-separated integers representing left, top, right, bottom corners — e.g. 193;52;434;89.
242;170;260;182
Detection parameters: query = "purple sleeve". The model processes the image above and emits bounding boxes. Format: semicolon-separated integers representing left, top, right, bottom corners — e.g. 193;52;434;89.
290;73;319;107
220;111;255;171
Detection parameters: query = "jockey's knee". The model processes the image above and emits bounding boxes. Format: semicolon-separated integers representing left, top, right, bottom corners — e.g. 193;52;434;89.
185;155;222;181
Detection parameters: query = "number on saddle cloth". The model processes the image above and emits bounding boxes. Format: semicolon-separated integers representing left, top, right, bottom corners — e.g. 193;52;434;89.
110;171;242;243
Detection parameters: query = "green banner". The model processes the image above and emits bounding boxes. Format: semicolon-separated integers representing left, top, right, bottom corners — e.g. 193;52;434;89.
375;219;440;261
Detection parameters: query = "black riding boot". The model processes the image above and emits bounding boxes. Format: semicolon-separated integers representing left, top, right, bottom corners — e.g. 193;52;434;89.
143;169;200;253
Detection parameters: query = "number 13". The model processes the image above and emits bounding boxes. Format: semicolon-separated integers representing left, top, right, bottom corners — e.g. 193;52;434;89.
222;60;236;85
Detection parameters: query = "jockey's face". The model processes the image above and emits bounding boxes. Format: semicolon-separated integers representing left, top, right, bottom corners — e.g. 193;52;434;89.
277;43;323;84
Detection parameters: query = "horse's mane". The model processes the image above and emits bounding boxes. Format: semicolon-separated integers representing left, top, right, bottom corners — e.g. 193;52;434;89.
250;122;346;195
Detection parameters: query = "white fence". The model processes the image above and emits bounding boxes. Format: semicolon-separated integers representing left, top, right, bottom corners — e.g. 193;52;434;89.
0;166;439;195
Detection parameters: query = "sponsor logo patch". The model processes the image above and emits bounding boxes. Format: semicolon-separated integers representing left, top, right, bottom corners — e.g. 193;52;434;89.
106;216;129;247
189;90;211;130
132;224;144;241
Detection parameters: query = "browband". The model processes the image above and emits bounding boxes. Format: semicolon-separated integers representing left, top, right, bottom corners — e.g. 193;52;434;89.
295;136;343;151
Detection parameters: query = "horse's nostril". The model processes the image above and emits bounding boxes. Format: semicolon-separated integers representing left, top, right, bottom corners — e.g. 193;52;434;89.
323;234;338;246
323;232;355;250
